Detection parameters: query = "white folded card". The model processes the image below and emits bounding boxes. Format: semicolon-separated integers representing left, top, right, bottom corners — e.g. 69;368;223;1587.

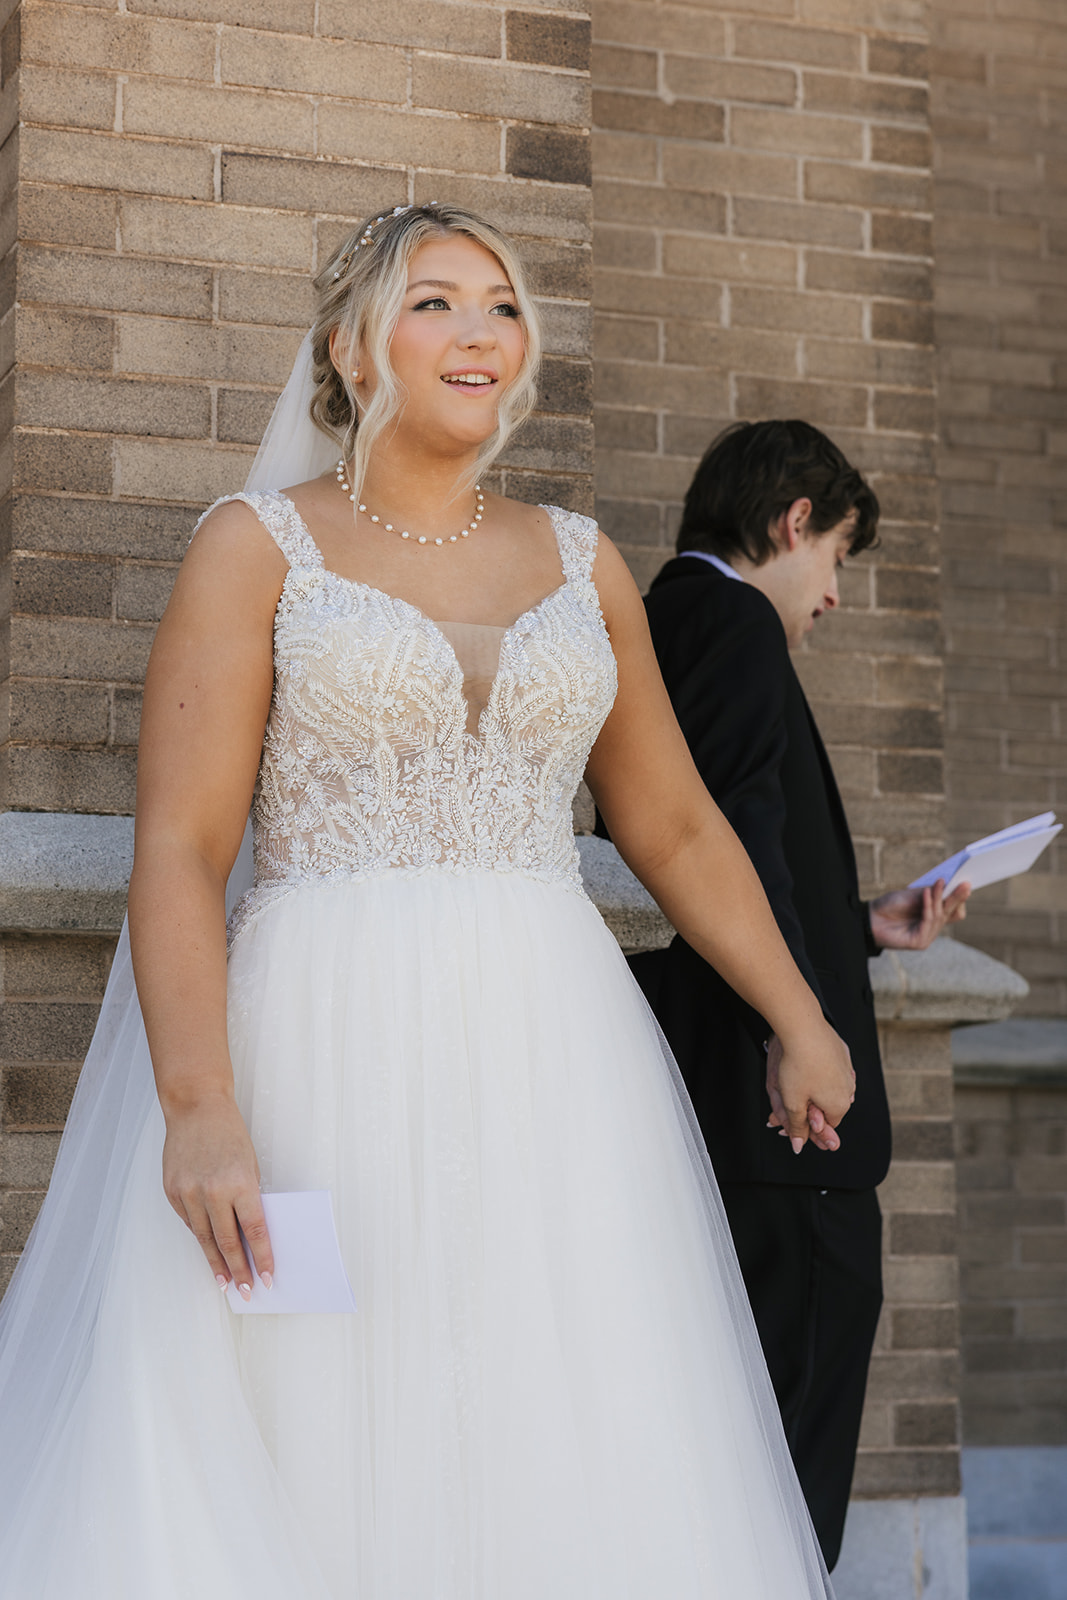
910;812;1062;896
225;1190;358;1315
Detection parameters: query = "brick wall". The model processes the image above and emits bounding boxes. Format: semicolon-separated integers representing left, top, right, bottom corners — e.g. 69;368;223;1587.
591;0;945;900
0;0;594;819
956;1078;1067;1446
933;0;1067;1020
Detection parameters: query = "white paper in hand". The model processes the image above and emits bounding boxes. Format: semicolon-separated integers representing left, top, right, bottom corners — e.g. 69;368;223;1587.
225;1190;357;1315
910;812;1061;895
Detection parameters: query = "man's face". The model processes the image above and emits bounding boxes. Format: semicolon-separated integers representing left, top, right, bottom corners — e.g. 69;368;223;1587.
748;501;857;649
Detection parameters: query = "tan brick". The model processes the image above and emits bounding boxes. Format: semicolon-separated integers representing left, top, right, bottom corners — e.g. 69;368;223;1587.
660;143;798;199
116;317;301;386
18;64;116;131
6;680;110;743
872;125;933;169
8;614;153;682
112;688;143;746
595;359;728;415
126;0;316;25
412;174;591;243
594;89;724;143
735;195;863;250
590;130;658;182
593;2;725;56
662;232;797;285
18;372;210;439
731;106;865;160
507;126;591;187
22;3;215;79
535;298;593;359
221;152;401;216
11;431;113;495
11;496;193;562
1;746;137;814
22;126;214;201
19;245;212;319
733;19;861;71
594;180;725;233
872;212;933;258
594;313;659;364
591;43;657;92
15;307;113;371
805;160;933;212
220;27;407;102
663;56;797;107
805;250;932;301
732;285;864;338
114;563;176;623
507;11;590;71
116;438;253;503
320;0;500;57
804;338;935;387
122;80;315;155
870;37;929;80
18;183;118;250
120;196;313;270
663;322;800;379
317;103;501;176
217;387;278;447
414;56;589;127
803;70;929;119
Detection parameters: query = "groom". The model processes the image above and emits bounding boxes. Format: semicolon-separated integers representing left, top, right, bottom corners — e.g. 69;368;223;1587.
623;420;968;1569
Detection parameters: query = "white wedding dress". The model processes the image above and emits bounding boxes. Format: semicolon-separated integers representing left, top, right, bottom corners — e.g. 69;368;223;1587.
0;492;832;1598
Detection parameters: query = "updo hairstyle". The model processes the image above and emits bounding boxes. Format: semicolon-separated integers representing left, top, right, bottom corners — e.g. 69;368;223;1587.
311;202;542;508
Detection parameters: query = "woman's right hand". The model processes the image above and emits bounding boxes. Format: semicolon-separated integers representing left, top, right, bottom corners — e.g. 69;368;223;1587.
161;1091;273;1299
765;1020;855;1154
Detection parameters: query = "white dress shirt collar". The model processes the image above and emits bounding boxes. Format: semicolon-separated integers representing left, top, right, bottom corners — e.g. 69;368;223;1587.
677;549;744;582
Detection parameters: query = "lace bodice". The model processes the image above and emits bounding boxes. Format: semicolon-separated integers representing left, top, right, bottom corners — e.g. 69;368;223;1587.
221;492;617;937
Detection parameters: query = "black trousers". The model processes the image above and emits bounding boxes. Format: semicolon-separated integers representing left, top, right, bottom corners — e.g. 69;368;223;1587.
717;1181;883;1572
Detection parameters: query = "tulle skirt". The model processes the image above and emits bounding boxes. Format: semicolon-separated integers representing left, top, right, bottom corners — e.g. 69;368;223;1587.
0;870;831;1598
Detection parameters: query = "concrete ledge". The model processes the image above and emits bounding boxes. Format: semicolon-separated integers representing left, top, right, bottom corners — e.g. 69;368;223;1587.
0;811;134;934
952;1019;1067;1087
834;1495;968;1600
871;939;1029;1027
576;835;673;953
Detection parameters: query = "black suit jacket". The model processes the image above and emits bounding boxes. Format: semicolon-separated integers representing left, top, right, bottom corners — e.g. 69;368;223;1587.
630;557;891;1189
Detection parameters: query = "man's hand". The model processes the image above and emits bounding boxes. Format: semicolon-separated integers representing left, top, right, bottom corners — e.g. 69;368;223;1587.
869;879;970;951
765;1028;854;1154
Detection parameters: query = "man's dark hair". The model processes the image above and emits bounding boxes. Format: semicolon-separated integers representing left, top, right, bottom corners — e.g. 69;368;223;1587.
675;419;880;565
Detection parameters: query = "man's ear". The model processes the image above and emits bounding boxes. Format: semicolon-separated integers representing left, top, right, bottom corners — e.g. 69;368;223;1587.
779;497;813;552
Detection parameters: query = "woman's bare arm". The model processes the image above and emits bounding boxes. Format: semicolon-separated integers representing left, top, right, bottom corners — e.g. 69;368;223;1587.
584;536;855;1149
128;499;287;1294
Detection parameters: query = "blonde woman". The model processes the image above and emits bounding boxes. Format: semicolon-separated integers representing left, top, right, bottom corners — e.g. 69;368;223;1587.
0;204;852;1598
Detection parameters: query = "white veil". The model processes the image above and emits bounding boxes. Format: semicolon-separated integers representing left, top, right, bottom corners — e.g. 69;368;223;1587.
0;333;331;1519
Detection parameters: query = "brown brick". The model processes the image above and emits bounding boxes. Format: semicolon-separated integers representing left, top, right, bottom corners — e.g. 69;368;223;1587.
21;4;215;81
595;360;727;416
507;11;590;71
15;307;113;371
122;80;315;154
594;314;659;364
222;27;407;101
664;57;797;106
516;238;592;301
892;1308;959;1351
320;0;500;57
594;1;725;56
0;1129;64;1186
805;250;932;301
595;180;725;234
591;43;657;92
18;372;210;440
872;125;934;170
594;408;658;452
2;1062;81;1127
11;431;113;495
731;106;865;160
872;212;933;258
217;269;315;330
422;174;592;244
879;752;944;794
414;56;589;127
117;317;299;387
663;233;797;285
539;356;593;417
18;63;116;131
869;38;929;80
123;196;313;270
660;144;798;199
591;129;658;182
507;127;591;187
10;497;192;562
805;160;933;212
125;0;314;28
217;387;275;446
22;126;214;201
11;555;113;619
112;688;143;746
872;301;934;345
220;152;399;217
317;103;501;176
894;1402;959;1447
115;439;252;505
734;375;868;429
114;563;177;623
593;89;724;144
663;322;800;379
733;19;860;71
18;184;118;251
734;195;862;249
804;71;928;119
732;285;864;338
19;246;213;319
6;681;110;744
8;615;154;683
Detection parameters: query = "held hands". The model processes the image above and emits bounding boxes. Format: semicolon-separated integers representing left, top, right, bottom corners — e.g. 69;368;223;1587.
869;878;970;951
765;1023;855;1155
161;1090;273;1300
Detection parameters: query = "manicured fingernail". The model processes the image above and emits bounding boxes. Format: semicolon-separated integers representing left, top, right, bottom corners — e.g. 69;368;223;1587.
260;1272;273;1290
790;1137;804;1155
216;1275;228;1292
238;1282;252;1301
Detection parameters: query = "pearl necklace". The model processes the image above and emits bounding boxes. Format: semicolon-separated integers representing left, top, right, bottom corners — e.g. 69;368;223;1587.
335;460;483;547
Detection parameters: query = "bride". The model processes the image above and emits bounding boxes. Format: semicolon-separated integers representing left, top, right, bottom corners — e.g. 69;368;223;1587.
0;202;853;1598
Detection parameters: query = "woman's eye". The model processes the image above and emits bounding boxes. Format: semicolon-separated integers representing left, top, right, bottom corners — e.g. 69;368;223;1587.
413;297;449;311
491;302;519;318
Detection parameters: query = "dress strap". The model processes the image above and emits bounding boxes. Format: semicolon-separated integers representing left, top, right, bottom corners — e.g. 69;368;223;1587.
190;490;325;571
544;505;600;587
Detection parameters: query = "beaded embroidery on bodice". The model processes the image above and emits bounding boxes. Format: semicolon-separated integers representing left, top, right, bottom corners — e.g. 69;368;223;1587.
223;492;617;938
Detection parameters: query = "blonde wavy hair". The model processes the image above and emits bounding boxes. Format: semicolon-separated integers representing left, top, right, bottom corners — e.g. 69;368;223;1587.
310;203;542;509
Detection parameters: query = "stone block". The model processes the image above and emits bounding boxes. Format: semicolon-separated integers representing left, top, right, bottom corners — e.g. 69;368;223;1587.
893;1307;960;1350
127;0;315;25
662;232;797;284
734;195;862;250
217;269;315;329
114;563;177;624
805;250;932;301
591;222;657;271
535;298;593;359
731;105;864;160
222;27;406;101
220;152;398;217
12;432;112;495
320;0;499;56
1;934;116;1000
6;682;110;745
21;4;215;81
8;615;154;684
17;372;210;440
111;688;142;747
879;752;944;795
594;1;725;55
1;1061;80;1127
660;144;797;199
14;307;113;372
731;285;864;337
895;1401;960;1447
11;497;193;562
317;103;499;175
414;56;589;127
594;408;658;453
217;388;276;446
591;43;657;93
593;89;724;143
18;63;116;131
19;245;213;319
123;80;315;156
0;1188;46;1252
595;359;726;416
17;183;117;251
0;1130;61;1187
851;1449;961;1497
115;439;253;504
507;127;591;187
804;70;928;120
872;300;934;345
734;375;868;429
117;317;300;387
507;11;590;71
22;125;214;201
665;55;796;106
591;130;658;182
1;747;138;815
538;356;592;417
0;1000;99;1062
411;174;591;244
869;37;929;79
120;196;313;270
733;19;860;70
593;313;658;364
11;554;113;619
891;1212;958;1256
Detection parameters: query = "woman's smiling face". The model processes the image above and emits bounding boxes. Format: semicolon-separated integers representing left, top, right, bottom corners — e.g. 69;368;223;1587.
371;233;528;456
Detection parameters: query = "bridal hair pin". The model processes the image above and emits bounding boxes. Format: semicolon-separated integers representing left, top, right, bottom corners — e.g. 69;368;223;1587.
335;459;483;548
332;202;440;279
